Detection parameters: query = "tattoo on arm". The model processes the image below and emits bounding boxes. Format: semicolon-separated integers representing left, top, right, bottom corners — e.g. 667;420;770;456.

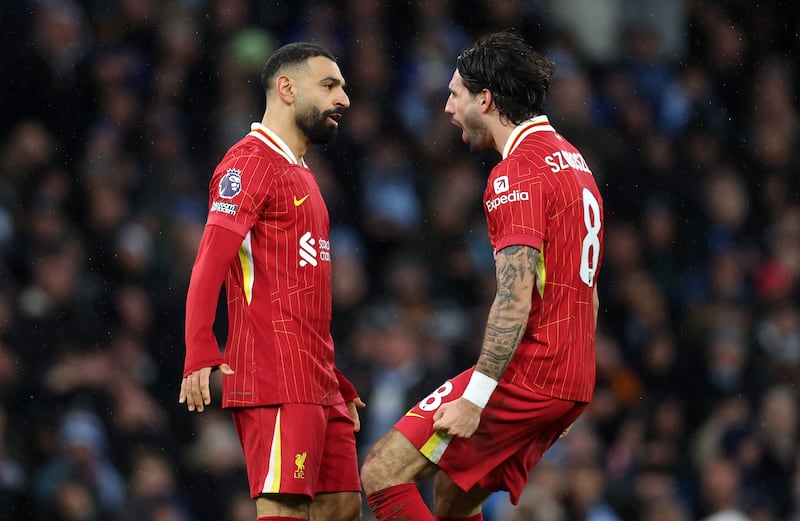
476;245;539;380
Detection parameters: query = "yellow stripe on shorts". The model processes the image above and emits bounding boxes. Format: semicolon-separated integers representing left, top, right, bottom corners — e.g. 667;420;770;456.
420;431;453;464
263;409;282;493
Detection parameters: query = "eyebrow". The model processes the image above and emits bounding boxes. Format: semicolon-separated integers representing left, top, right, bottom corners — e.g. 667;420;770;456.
320;76;346;88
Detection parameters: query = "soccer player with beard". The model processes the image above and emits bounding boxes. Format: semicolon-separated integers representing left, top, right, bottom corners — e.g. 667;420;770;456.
361;30;605;521
180;43;364;521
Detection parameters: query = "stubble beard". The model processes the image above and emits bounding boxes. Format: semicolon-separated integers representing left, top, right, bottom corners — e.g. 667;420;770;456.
463;111;491;153
296;105;338;145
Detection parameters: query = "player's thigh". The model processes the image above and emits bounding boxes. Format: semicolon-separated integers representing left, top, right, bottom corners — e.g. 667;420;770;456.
433;471;491;518
256;493;309;518
310;491;361;521
360;428;438;494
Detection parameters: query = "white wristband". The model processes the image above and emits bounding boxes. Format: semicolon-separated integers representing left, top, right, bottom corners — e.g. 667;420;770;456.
462;371;498;408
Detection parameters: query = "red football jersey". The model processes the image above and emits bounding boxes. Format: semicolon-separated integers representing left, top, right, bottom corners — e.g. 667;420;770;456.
205;123;339;407
484;116;604;402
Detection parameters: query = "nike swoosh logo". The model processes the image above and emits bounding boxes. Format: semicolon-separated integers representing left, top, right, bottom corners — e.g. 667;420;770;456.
293;194;310;206
404;411;425;419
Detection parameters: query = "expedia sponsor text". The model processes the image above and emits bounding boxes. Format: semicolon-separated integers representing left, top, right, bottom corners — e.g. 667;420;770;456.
485;189;530;212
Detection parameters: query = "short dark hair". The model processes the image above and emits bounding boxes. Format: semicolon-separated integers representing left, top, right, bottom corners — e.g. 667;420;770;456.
260;42;336;93
456;30;555;124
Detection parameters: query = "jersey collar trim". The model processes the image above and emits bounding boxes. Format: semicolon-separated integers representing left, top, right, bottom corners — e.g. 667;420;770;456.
502;115;554;159
248;122;301;165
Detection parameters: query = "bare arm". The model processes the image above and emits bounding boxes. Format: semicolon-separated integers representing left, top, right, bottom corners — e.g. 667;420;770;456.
474;245;538;380
433;245;538;437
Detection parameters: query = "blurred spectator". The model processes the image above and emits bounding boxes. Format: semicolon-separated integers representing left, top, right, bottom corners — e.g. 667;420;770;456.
494;462;567;521
0;405;26;518
696;456;748;521
548;0;625;64
360;320;426;453
359;136;423;245
120;446;192;521
564;461;623;521
33;410;125;519
396;0;469;134
181;409;248;521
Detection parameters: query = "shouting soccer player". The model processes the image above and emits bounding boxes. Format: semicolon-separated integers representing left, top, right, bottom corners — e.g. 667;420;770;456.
361;30;605;521
180;42;364;521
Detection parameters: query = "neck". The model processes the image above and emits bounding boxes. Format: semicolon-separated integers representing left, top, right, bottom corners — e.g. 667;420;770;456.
490;117;516;155
261;111;309;163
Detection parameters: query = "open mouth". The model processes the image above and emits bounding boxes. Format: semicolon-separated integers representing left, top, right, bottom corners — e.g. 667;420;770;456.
328;112;342;125
451;119;467;143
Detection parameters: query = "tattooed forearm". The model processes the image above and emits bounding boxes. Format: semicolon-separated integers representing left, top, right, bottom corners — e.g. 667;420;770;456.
475;246;539;380
480;323;524;377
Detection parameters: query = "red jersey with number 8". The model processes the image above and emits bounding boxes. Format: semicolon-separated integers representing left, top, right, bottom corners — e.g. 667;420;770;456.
483;116;603;403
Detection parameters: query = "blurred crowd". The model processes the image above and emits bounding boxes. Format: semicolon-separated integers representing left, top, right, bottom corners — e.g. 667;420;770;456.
1;0;800;520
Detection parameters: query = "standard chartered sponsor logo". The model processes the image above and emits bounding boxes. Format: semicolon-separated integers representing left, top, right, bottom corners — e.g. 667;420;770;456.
299;232;317;267
485;189;530;212
298;232;331;267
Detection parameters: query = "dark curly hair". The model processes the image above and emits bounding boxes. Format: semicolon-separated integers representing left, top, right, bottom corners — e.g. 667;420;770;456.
260;42;336;94
456;30;555;125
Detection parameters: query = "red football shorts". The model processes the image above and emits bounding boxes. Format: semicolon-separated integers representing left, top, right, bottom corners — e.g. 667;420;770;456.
231;401;361;499
395;367;587;504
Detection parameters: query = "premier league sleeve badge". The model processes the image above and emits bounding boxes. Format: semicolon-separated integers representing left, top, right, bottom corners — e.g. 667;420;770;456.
219;168;243;199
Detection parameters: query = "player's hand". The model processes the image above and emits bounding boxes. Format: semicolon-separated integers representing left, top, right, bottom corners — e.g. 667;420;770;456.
432;397;482;438
179;363;234;412
346;397;366;432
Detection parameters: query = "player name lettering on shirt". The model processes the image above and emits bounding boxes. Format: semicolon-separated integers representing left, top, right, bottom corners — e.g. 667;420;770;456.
544;150;592;174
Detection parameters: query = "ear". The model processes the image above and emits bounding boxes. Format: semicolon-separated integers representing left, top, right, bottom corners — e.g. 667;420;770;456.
479;89;494;114
276;75;295;104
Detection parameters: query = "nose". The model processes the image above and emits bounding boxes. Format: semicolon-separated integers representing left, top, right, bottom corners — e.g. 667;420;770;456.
338;90;351;109
444;95;454;115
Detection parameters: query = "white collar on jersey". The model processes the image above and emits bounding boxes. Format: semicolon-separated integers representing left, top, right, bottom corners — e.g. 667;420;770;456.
501;115;555;159
248;122;308;167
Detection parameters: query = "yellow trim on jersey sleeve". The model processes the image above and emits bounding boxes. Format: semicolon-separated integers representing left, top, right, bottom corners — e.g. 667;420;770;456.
238;232;254;304
535;245;546;298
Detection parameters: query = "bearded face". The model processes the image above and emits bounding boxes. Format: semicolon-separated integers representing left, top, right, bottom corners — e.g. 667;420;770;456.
296;103;340;145
461;106;492;153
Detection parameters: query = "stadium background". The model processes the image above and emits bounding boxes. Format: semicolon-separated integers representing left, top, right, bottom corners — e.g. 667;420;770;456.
2;0;800;520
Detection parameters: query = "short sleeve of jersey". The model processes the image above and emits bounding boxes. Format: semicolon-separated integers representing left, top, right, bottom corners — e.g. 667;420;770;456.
206;152;275;238
485;159;546;253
